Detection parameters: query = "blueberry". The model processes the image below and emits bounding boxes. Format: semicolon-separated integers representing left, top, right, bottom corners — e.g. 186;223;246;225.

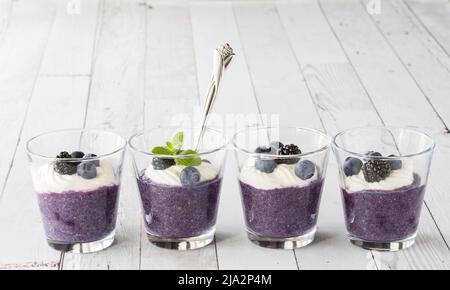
71;151;85;159
388;154;402;170
84;153;100;167
152;157;175;170
270;141;284;152
344;157;363;177
180;167;201;187
255;146;272;154
255;159;277;173
365;151;382;157
295;160;316;180
77;162;97;179
69;151;85;166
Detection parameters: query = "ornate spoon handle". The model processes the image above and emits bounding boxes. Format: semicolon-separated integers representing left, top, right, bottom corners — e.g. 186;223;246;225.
195;44;235;150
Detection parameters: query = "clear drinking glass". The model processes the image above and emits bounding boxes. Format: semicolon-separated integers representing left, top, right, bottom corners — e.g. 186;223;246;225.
129;127;227;250
232;126;331;249
332;126;435;251
26;129;126;253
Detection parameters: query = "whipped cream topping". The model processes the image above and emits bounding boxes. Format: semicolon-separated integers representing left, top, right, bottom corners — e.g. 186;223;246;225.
145;161;219;186
345;160;414;193
239;158;318;190
32;161;117;194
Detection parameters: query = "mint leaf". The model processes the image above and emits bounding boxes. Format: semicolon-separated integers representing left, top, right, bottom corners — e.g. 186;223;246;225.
175;150;202;167
172;132;184;150
152;146;173;155
166;141;175;152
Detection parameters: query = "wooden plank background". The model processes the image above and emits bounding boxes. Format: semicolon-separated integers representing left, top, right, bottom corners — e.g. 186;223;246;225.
0;0;449;270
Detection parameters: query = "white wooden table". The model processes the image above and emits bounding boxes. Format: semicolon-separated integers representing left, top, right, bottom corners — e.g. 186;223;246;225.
1;0;450;270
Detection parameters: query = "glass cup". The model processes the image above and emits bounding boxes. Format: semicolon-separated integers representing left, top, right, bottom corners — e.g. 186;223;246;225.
26;129;126;253
129;127;227;250
232;126;331;249
332;126;435;251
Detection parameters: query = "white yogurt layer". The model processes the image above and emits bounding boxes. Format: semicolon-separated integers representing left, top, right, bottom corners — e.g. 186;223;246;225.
145;161;219;186
239;158;318;190
32;161;117;194
345;160;414;193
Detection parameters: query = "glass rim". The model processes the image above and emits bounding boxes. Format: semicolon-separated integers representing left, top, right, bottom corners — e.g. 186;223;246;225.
128;127;227;158
26;128;127;161
332;126;436;159
231;125;332;159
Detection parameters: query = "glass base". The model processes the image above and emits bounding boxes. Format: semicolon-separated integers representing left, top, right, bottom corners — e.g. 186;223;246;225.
47;231;115;254
348;234;416;251
247;228;316;249
146;229;214;250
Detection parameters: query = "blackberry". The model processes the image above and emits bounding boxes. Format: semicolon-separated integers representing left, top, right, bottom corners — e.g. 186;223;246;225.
362;160;391;183
53;151;77;175
277;144;302;165
280;144;301;155
152;157;175;170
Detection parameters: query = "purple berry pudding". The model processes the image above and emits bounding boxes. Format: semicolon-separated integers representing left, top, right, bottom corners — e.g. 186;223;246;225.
341;152;425;246
239;179;323;238
132;131;225;250
31;151;120;246
238;142;325;248
137;174;222;238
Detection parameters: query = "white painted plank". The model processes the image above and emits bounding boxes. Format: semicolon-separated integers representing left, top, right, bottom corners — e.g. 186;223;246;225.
232;2;336;269
405;0;450;58
62;0;146;270
144;4;200;128
0;76;89;267
140;2;218;270
191;2;300;270
233;2;323;129
234;0;378;270
361;0;450;254
0;0;12;44
277;3;384;270
0;0;55;202
364;0;450;126
320;0;450;270
40;0;99;76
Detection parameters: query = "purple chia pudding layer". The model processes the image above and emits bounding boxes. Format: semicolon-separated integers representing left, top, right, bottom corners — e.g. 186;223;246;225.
37;185;119;243
239;179;324;238
342;175;425;242
137;176;222;238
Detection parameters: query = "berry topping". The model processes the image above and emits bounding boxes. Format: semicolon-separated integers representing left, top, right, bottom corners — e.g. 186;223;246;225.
180;167;201;187
344;157;363;177
362;160;391;183
84;153;100;167
255;159;277;173
152;157;175;170
77;162;97;179
53;151;77;175
295;160;316;180
269;141;284;151
277;144;301;165
364;151;382;161
57;151;71;159
255;146;272;154
280;144;301;155
388;154;403;170
71;151;85;159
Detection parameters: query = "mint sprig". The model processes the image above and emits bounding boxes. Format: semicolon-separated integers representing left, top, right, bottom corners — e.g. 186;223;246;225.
151;132;202;167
